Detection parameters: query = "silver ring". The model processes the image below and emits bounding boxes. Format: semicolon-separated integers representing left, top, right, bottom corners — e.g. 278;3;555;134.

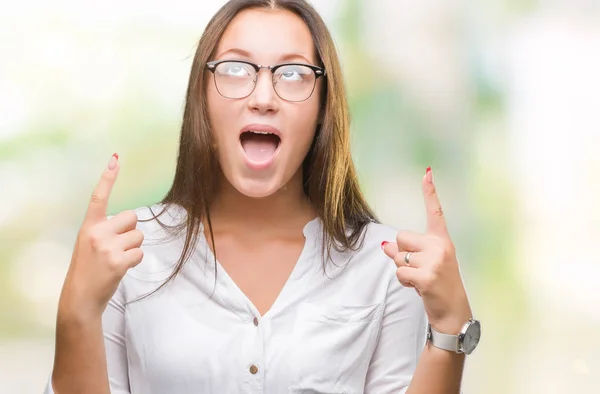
404;252;412;266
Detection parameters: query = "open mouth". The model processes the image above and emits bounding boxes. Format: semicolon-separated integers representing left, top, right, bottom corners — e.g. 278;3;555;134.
240;130;281;163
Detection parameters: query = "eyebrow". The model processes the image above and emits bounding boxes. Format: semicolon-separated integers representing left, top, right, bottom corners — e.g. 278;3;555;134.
215;48;314;64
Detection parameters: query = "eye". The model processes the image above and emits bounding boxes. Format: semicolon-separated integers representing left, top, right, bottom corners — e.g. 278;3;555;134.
276;65;311;81
217;62;252;77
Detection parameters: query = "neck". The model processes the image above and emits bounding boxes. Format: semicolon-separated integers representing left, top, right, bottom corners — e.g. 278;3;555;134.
208;170;316;237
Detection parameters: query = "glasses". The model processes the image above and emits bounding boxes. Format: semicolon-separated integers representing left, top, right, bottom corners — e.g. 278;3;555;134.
206;60;326;102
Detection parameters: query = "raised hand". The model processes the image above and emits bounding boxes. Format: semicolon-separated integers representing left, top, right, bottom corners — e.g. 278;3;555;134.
58;154;144;319
382;167;472;334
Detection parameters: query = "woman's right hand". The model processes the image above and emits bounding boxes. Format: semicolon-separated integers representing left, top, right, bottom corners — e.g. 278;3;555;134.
58;154;144;321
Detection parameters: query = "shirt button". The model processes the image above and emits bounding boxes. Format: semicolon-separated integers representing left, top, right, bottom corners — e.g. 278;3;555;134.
253;317;259;326
249;365;259;374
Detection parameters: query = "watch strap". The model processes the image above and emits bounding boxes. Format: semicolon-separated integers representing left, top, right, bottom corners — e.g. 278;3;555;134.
427;323;461;353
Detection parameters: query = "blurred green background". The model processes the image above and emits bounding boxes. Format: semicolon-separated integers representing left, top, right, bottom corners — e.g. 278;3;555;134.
1;0;599;392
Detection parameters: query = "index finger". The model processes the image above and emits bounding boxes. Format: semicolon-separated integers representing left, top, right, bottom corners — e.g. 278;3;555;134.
84;153;120;224
422;167;448;236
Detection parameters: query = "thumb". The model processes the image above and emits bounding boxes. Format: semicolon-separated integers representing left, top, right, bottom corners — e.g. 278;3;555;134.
84;153;120;224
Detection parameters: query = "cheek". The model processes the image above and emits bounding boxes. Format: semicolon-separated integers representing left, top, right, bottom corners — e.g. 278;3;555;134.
206;82;234;145
292;101;320;146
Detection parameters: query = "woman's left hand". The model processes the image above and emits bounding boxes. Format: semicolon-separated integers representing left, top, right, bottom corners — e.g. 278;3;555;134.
382;167;472;334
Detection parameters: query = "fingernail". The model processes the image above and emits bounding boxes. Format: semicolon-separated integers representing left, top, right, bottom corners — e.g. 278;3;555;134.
108;153;118;170
426;166;433;184
381;241;389;250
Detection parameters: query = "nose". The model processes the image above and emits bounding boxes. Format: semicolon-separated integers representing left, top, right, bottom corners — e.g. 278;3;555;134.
247;69;279;114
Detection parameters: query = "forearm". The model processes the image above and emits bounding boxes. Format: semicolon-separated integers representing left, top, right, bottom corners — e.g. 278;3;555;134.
51;310;110;394
406;341;465;394
407;304;471;394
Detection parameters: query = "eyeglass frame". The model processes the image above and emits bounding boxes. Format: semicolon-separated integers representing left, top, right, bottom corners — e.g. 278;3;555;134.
205;59;327;102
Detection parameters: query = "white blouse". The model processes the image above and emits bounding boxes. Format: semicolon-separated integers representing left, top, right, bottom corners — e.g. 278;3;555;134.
45;204;427;394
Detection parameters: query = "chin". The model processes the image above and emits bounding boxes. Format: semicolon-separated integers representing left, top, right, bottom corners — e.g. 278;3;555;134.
230;174;285;199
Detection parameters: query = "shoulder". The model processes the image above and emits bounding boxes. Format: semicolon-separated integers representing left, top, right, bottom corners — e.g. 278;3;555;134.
354;221;399;278
131;203;187;233
362;221;399;246
321;221;401;298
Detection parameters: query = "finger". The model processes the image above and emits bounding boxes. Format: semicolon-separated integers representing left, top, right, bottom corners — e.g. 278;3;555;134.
85;153;120;224
422;167;448;236
396;230;427;252
393;251;423;268
117;229;144;251
106;210;139;234
399;280;414;288
382;240;400;259
384;243;421;293
396;266;424;288
121;248;144;269
397;278;422;298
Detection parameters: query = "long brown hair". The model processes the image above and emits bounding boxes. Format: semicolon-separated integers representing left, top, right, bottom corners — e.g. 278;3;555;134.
143;0;377;294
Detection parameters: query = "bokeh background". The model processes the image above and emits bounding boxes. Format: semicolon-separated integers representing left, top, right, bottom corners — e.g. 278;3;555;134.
1;0;599;392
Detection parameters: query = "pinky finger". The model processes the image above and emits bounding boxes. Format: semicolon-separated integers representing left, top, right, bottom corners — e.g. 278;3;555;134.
396;266;421;288
398;278;422;297
396;277;422;297
399;280;414;288
122;248;144;268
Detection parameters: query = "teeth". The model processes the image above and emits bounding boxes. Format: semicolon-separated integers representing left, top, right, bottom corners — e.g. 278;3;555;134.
249;130;272;135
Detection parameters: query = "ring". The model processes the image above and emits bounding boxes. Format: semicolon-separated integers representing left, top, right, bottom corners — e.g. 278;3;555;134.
404;252;412;266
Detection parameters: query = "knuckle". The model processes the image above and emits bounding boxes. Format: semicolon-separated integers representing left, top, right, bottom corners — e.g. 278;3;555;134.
443;241;455;258
436;249;446;264
126;249;144;269
123;210;139;223
106;252;123;272
432;205;444;217
396;266;409;281
427;243;442;261
90;192;104;205
432;240;448;259
105;247;119;262
416;270;433;291
87;228;103;249
393;254;404;267
395;230;407;243
433;237;454;258
101;170;116;183
134;248;144;263
426;270;438;286
133;228;144;241
396;269;404;282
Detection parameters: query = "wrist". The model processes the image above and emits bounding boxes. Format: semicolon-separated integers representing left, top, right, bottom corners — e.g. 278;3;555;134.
58;299;104;327
429;306;472;334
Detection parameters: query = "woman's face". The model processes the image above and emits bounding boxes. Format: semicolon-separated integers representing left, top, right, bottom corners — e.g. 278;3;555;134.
207;8;322;198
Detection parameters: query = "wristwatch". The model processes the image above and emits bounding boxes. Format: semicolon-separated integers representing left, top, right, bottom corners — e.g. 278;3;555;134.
427;318;481;355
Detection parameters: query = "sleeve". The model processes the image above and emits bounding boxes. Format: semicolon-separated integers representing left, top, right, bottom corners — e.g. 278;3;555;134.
363;264;428;394
43;283;131;394
103;282;132;393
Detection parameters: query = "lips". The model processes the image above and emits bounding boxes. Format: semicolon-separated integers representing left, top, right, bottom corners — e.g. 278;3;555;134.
239;124;281;168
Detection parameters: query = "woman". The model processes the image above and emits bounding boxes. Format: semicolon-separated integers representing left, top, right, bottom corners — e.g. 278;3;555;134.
47;0;480;393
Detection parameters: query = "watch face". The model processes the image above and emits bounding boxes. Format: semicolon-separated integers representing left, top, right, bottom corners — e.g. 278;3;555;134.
461;320;481;355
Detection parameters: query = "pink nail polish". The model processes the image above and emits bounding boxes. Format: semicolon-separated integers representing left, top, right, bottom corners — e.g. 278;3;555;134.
426;166;432;184
108;153;118;170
